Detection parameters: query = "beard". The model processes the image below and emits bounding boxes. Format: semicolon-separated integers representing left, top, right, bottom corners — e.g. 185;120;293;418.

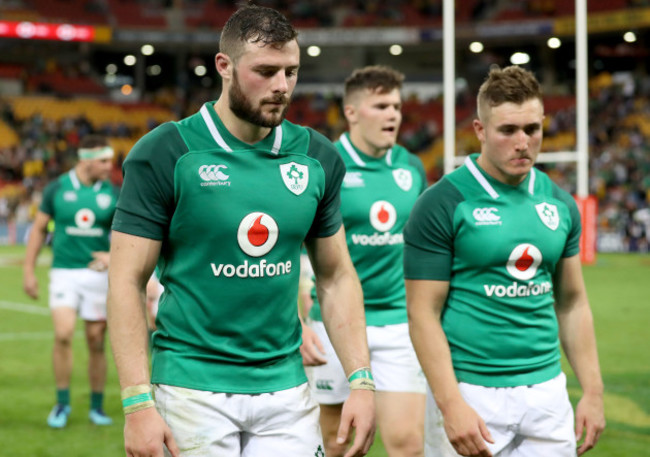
229;70;290;128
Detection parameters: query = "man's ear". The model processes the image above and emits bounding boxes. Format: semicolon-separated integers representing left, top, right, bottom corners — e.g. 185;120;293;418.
473;118;486;143
215;53;232;79
343;104;357;125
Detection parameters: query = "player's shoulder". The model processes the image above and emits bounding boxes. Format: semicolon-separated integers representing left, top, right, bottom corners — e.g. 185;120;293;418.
125;121;187;164
43;173;66;195
533;168;578;210
282;120;341;166
414;175;464;212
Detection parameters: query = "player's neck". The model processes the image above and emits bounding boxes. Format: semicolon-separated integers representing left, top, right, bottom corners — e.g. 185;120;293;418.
74;164;97;186
348;130;388;159
213;98;271;145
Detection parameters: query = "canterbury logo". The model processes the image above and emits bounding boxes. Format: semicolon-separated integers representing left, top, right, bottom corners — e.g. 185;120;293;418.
199;164;229;182
315;380;334;391
472;207;501;225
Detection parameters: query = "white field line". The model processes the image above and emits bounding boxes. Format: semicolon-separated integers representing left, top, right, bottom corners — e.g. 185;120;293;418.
0;300;50;315
0;330;83;341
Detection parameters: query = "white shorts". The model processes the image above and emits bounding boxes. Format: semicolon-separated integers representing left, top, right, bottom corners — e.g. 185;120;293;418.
155;383;324;457
49;268;108;321
425;373;576;457
309;321;426;404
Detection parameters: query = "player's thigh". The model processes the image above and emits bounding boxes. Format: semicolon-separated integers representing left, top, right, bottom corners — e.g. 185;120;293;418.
308;320;349;404
424;386;462;457
243;383;324;457
425;383;515;457
376;391;425;452
319;403;344;444
50;306;77;342
155;384;242;456
366;323;427;394
76;269;109;321
49;268;81;317
505;373;576;457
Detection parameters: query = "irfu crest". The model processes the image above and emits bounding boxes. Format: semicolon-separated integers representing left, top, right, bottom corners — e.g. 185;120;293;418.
280;162;309;195
535;202;559;230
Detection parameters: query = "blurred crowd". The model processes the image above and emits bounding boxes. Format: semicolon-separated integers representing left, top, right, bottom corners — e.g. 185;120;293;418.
1;72;649;252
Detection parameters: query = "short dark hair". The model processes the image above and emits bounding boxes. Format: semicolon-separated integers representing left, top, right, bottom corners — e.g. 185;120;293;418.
344;65;404;103
219;4;298;62
477;65;543;120
79;134;108;149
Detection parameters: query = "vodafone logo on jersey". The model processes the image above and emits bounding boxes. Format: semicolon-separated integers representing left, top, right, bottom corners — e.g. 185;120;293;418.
369;201;396;232
75;209;95;228
66;209;103;237
237;212;279;257
506;243;542;280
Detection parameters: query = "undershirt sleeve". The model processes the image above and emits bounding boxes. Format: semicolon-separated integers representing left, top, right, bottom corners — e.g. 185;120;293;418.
305;129;344;239
111;123;188;240
403;178;463;280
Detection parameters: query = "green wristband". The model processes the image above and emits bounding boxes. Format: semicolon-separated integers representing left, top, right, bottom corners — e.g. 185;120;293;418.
122;392;153;409
348;368;373;383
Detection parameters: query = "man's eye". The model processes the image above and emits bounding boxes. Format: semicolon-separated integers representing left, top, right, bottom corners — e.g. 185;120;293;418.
524;125;540;135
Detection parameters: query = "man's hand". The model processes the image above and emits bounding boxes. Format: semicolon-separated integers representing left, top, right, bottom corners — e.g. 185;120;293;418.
124;407;180;457
442;398;494;457
23;271;39;299
300;322;327;366
337;389;376;457
88;251;110;271
575;392;605;455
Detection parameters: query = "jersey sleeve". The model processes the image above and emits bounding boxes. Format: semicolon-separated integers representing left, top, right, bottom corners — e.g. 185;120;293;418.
408;153;428;194
111;122;188;240
39;180;59;216
554;187;582;257
403;178;463;280
305;129;344;239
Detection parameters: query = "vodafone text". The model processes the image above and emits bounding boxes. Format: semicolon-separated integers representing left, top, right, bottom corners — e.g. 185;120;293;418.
210;259;292;278
351;232;403;246
484;281;552;298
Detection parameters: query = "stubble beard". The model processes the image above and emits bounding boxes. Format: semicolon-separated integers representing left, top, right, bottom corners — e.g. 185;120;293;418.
229;71;290;128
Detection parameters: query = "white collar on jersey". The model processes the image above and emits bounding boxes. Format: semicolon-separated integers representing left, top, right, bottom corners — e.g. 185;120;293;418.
69;169;103;192
200;104;283;155
464;156;536;199
339;133;393;167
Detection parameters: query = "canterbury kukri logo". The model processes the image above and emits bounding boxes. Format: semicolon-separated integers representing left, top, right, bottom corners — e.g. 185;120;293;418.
472;207;502;226
199;164;231;187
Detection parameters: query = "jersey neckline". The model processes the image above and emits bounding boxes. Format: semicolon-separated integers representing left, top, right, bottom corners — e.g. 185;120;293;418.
68;169;104;192
199;102;283;155
464;153;536;199
339;132;394;167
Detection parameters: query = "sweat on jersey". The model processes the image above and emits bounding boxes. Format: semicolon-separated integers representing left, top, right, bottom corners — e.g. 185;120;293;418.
309;132;427;326
40;169;117;268
112;102;345;394
403;153;581;388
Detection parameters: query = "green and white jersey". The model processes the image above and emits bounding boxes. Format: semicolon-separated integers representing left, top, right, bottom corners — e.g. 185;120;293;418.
112;102;344;394
404;153;581;388
310;133;427;325
40;170;117;269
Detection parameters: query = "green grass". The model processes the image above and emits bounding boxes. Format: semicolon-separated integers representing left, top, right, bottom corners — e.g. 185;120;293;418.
0;246;648;456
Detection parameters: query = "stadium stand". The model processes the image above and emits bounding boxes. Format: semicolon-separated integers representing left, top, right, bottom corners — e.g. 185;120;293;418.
0;0;648;251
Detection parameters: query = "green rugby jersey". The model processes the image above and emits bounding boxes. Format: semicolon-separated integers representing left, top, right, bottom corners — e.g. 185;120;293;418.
112;102;344;394
310;133;427;325
40;169;117;268
404;153;581;387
